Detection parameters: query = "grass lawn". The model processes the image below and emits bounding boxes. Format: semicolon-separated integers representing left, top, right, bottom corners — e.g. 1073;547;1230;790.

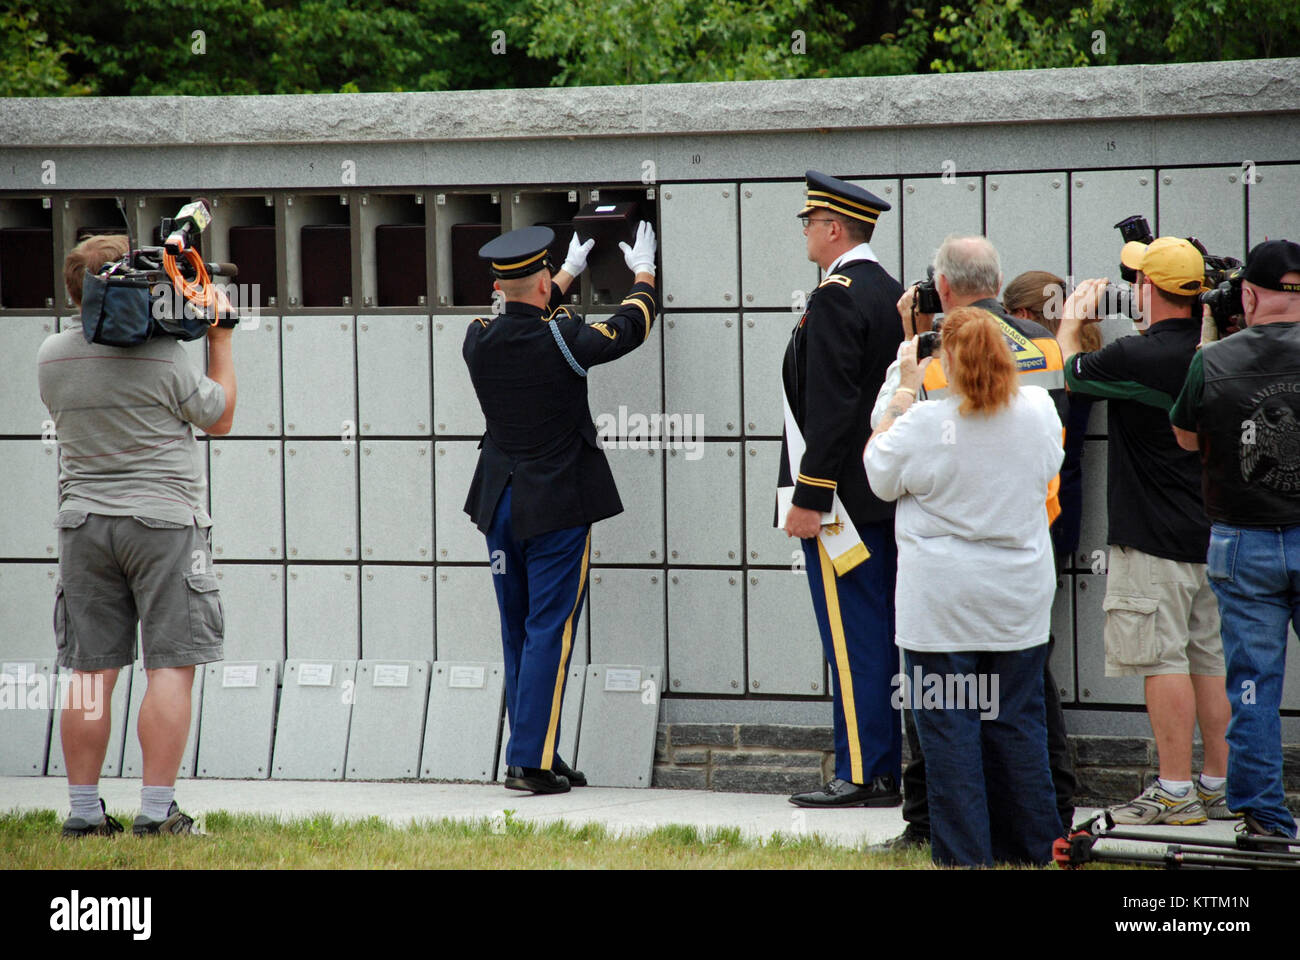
2;809;953;869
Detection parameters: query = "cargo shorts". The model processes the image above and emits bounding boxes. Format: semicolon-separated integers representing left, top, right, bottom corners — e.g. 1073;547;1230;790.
54;511;224;671
1102;544;1223;678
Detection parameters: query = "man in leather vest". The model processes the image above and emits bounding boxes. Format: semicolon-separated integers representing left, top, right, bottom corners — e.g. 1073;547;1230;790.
1171;238;1300;845
463;223;657;794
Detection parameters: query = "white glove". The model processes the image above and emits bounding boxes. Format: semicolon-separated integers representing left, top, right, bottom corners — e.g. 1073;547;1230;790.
619;221;657;276
561;233;595;277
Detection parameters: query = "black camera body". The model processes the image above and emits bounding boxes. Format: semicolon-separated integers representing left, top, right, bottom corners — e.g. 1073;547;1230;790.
1115;215;1154;283
1200;265;1245;338
912;266;942;315
916;329;941;361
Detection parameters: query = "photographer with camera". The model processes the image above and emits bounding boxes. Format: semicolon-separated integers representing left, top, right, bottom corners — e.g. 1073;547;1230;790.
865;305;1065;867
1171;239;1300;845
39;232;236;837
871;236;1071;851
1058;237;1230;826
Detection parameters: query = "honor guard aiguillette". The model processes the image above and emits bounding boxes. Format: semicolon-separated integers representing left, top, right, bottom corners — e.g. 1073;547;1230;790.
779;171;905;807
463;222;657;794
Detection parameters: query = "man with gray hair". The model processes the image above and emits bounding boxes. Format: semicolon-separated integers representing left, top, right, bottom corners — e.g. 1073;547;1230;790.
872;233;1074;850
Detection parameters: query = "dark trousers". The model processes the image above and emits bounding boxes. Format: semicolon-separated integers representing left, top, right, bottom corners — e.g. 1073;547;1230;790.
905;645;1063;867
903;635;1077;835
801;521;901;784
485;485;590;769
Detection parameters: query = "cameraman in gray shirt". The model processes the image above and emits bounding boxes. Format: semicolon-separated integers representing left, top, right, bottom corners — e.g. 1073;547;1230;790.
38;233;237;837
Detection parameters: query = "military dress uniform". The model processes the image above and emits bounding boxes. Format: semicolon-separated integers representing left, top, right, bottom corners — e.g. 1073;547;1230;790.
463;226;656;792
780;173;905;804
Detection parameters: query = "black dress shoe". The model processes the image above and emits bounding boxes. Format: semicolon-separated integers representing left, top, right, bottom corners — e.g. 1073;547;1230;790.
504;766;571;794
789;775;901;808
552;755;587;787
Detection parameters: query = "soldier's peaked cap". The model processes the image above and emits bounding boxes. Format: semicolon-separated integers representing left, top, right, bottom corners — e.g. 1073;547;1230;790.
798;171;891;225
479;225;555;279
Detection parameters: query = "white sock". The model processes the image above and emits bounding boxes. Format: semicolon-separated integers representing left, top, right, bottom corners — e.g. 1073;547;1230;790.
1199;774;1227;791
141;785;175;821
1159;778;1193;796
69;784;102;823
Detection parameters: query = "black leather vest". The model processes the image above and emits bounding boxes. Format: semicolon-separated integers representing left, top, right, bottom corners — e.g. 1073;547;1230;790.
1200;322;1300;525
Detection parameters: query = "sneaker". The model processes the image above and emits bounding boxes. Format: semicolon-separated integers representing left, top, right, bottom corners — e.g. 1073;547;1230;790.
1196;778;1243;820
1109;781;1207;825
132;801;196;836
1236;812;1295;852
62;799;124;838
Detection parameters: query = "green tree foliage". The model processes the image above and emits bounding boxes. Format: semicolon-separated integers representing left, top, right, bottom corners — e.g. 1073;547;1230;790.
0;3;91;96
7;0;1299;96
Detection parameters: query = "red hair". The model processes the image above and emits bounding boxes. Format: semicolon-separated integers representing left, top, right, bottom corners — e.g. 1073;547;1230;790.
941;306;1018;415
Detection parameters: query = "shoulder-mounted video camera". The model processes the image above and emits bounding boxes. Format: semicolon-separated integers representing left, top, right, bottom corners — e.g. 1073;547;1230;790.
81;198;240;348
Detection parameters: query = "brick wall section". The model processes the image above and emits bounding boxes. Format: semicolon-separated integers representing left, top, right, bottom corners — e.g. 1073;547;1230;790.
653;724;1300;813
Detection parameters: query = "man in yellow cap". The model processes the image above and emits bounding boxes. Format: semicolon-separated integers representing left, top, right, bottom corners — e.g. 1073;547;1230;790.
1057;237;1231;825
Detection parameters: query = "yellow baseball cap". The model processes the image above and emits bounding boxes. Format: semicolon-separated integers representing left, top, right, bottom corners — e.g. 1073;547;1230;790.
1120;237;1207;295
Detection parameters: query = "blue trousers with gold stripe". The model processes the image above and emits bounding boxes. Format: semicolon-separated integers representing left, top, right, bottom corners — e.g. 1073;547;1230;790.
485;485;590;770
802;520;901;784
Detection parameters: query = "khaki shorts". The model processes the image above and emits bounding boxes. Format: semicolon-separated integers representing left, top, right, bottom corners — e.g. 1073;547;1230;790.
54;511;224;671
1103;545;1223;678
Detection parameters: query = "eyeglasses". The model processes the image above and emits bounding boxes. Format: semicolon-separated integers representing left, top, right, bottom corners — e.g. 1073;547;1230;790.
799;216;836;228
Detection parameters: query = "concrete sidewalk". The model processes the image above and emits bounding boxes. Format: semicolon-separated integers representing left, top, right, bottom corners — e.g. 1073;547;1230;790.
0;776;1249;856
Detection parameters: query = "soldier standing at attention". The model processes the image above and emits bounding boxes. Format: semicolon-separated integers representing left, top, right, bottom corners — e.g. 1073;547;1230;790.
463;222;657;794
780;172;905;807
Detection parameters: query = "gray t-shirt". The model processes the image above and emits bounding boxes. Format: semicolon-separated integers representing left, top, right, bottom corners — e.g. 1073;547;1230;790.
37;328;226;527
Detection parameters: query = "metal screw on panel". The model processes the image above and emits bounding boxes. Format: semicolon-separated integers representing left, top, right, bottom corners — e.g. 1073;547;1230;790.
728;576;736;585
1060;687;1068;696
726;422;734;430
990;182;998;191
746;294;753;303
288;447;296;455
365;548;373;556
672;576;679;584
437;448;445;456
592;575;601;585
418;423;427;433
593;550;601;559
650;575;658;583
811;683;818;691
722;190;729;199
1163;176;1173;185
290;548;298;557
750;551;758;559
749;577;757;585
363;447;371;455
1075;179;1084;188
440;573;448;581
727;449;735;457
748;448;756;456
744;190;752;198
724;294;732;302
664;192;672;200
268;448;275;456
966;183;976;191
667;319;675;329
1229;175;1238;184
752;681;760;690
673;679;681;688
672;550;678;559
724;319;733;327
730;680;739;688
363;297;373;307
213;449;221;457
340;322;348;330
1083;689;1091;698
1052;179;1062;189
1079;581;1088;591
1139;177;1149;186
745;319;754;328
366;573;374;581
361;322;368;332
666;294;674;303
728;551;735;559
286;323;294;331
906;186;915;194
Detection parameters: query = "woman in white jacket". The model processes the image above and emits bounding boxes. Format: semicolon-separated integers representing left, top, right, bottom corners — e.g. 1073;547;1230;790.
864;305;1065;867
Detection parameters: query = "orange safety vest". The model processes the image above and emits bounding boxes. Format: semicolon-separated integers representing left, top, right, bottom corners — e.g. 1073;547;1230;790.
920;318;1066;526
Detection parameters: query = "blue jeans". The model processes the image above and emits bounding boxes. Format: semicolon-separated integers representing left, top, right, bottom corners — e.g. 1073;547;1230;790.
1207;522;1300;837
904;644;1061;867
